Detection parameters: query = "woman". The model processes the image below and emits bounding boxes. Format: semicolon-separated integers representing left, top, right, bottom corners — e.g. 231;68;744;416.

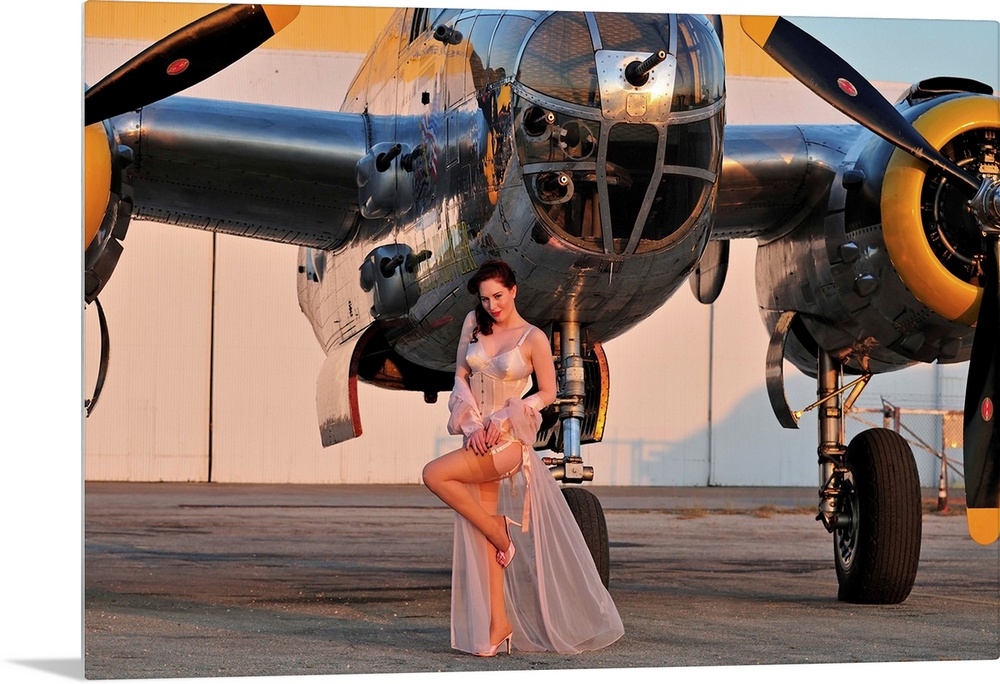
422;259;624;656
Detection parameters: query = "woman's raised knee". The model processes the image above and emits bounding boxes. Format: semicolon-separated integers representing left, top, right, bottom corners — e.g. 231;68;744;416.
422;457;451;492
421;461;438;489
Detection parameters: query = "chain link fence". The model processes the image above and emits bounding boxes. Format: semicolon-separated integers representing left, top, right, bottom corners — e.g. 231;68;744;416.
846;401;964;510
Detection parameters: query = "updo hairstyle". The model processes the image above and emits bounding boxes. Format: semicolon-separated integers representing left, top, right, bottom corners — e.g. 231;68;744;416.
467;259;516;340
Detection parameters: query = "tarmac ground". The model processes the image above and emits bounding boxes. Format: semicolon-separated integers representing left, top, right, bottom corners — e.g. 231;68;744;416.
81;483;999;681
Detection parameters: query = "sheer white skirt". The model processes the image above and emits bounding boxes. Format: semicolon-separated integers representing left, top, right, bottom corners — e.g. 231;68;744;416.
449;433;624;654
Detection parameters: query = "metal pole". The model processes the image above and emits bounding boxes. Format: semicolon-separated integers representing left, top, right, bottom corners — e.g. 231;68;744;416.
818;349;842;521
938;418;949;512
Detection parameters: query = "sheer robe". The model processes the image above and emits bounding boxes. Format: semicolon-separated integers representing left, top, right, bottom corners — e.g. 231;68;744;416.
446;321;624;655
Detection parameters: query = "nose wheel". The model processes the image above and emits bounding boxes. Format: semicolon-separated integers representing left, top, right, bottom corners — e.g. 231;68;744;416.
832;475;859;575
813;350;923;604
830;428;922;603
561;487;610;588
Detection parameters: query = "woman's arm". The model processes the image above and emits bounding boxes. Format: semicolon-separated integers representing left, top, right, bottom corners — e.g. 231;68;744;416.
453;311;476;389
524;326;557;410
448;312;490;454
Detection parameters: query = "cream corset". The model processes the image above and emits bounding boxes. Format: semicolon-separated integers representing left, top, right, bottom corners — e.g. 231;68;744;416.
466;328;534;416
468;370;531;416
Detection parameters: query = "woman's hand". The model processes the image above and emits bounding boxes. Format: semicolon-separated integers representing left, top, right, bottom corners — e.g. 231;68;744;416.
467;428;490;456
468;425;501;456
484;419;503;449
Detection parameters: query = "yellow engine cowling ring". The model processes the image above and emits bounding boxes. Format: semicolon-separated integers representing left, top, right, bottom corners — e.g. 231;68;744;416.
881;95;1000;326
84;120;133;304
84;123;111;252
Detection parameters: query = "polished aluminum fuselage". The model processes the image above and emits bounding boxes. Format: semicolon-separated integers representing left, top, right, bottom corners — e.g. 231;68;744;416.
114;10;727;374
307;10;723;371
107;8;987;389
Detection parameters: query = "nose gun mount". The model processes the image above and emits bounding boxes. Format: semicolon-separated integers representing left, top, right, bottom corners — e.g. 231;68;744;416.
596;49;676;120
356;142;418;219
625;50;667;87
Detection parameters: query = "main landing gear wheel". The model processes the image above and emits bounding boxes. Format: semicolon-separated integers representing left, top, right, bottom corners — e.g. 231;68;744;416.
561;487;610;588
834;428;922;604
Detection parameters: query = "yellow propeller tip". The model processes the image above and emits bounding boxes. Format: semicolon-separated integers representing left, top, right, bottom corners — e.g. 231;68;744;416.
263;5;301;33
740;16;780;48
967;507;1000;545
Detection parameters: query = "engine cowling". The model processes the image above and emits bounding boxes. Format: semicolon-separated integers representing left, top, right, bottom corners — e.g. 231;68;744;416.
881;93;999;325
84;121;133;304
757;85;1000;376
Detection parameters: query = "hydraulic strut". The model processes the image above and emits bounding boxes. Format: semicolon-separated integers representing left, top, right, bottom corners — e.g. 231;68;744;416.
817;350;850;532
548;322;593;483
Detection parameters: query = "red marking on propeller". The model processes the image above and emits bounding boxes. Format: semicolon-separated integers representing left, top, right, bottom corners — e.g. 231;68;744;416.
983;397;994;422
166;59;190;76
837;78;858;97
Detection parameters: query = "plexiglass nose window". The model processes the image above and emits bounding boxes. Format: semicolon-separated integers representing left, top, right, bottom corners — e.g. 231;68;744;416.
519;13;600;108
672;14;724;111
593;12;669;52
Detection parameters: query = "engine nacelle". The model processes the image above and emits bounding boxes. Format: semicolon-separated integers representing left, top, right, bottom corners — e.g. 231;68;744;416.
757;84;999;376
84;121;134;304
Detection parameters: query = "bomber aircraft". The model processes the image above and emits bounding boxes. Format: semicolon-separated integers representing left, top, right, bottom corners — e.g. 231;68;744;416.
83;3;1000;604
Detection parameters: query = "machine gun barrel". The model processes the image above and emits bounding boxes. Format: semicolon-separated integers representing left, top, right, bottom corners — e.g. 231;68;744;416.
375;143;402;172
625;49;667;87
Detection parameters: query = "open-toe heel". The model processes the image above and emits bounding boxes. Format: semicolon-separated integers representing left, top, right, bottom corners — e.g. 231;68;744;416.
475;631;513;657
496;516;521;568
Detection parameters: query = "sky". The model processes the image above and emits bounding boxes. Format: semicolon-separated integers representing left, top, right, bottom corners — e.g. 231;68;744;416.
792;15;999;88
3;2;999;684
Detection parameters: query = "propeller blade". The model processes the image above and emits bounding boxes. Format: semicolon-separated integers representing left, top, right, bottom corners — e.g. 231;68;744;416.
84;4;300;126
739;16;980;193
964;237;1000;544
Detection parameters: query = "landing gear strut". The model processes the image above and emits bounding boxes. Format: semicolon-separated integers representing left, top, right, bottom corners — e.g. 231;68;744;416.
549;321;610;587
814;350;922;604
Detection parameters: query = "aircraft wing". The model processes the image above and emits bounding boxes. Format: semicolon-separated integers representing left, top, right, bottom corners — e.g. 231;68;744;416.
84;3;376;304
109;97;369;252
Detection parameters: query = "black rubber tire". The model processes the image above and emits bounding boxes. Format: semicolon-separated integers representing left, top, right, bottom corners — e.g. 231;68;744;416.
834;428;922;604
561;487;610;588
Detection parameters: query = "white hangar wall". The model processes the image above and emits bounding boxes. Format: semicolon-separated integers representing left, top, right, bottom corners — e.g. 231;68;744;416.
83;37;967;486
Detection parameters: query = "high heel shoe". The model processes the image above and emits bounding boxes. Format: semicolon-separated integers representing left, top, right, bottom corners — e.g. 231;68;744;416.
496;516;521;568
475;631;513;657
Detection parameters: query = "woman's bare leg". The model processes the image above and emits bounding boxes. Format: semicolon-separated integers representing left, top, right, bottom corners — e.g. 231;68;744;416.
478;480;512;643
422;445;514;551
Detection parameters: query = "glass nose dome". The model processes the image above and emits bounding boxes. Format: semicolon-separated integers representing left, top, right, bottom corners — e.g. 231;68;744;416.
515;13;725;255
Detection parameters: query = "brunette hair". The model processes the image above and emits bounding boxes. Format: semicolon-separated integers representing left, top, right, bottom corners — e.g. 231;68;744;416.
467;259;516;340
